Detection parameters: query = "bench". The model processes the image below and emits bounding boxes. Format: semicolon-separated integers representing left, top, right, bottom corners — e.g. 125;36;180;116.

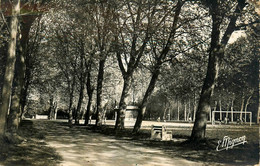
151;125;172;141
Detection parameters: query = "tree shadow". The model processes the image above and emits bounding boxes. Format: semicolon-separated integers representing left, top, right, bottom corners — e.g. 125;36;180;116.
0;120;62;166
89;125;259;166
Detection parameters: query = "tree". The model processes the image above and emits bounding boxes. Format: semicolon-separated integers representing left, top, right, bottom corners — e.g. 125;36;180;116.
191;0;248;141
87;1;117;126
1;0;50;135
7;3;44;133
114;0;179;130
0;0;20;137
133;0;184;133
84;62;95;125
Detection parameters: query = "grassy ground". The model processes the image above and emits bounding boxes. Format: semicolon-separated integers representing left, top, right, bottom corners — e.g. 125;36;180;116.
89;124;259;165
0;120;258;166
0;120;61;166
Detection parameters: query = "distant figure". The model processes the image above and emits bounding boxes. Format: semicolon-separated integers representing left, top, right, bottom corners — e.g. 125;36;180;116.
89;115;92;124
157;117;160;122
218;119;222;125
237;118;242;125
224;117;229;124
242;118;245;124
188;117;192;122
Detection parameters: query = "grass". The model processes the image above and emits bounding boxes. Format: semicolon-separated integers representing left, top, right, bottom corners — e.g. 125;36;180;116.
0;120;62;166
87;124;259;166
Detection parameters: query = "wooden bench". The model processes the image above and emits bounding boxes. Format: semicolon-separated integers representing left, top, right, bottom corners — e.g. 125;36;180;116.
151;125;172;141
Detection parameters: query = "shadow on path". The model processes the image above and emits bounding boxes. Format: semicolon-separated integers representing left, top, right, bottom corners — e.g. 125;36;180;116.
33;120;203;166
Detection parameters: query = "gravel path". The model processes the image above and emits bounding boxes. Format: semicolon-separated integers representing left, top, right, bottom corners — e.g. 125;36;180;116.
33;120;203;166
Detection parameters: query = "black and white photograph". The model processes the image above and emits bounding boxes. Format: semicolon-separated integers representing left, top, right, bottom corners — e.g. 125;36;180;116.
0;0;259;165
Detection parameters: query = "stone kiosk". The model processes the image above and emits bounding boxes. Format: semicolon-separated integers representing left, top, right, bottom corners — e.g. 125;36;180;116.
114;106;139;126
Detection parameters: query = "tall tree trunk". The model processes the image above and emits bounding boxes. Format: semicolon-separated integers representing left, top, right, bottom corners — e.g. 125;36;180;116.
240;95;245;121
0;0;20;137
85;70;94;125
48;97;56;120
193;95;196;121
255;4;260;124
219;100;222;121
8;14;35;133
188;99;191;120
85;92;93;125
184;103;187;121
7;52;24;133
191;10;223;141
96;57;106;126
177;99;180;121
133;68;160;133
68;75;76;125
75;54;86;125
19;15;38;119
75;75;85;125
231;99;234;122
191;50;221;140
20;74;29;117
244;94;252;122
257;58;260;124
115;75;132;130
226;101;230;118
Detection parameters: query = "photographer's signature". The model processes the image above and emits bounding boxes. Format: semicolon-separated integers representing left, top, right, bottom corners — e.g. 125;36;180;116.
216;135;247;151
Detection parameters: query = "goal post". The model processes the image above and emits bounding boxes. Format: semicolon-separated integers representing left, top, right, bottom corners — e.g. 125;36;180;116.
212;111;252;126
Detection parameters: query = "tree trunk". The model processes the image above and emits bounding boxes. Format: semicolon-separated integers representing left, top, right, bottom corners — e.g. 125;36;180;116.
7;52;24;133
193;95;196;121
85;92;93;125
226;101;230;118
0;0;20;137
188;99;191;120
133;68;160;133
75;76;85;125
191;51;221;140
75;53;87;125
19;15;39;119
20;76;29;116
240;96;245;121
190;11;222;141
231;99;234;122
48;97;56;120
177;99;180;121
244;94;252;123
68;75;76;125
257;58;260;124
219;100;222;121
96;57;106;126
115;75;132;130
85;70;94;125
213;101;217;112
184;103;187;121
7;14;35;133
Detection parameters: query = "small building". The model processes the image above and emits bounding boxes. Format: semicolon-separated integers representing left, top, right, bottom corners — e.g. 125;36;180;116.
35;114;48;119
114;106;139;121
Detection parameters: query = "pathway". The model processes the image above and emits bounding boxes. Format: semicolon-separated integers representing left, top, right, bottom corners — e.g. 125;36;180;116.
33;120;203;166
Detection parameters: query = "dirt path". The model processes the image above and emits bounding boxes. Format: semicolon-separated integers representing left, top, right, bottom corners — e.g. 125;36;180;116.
33;120;203;166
